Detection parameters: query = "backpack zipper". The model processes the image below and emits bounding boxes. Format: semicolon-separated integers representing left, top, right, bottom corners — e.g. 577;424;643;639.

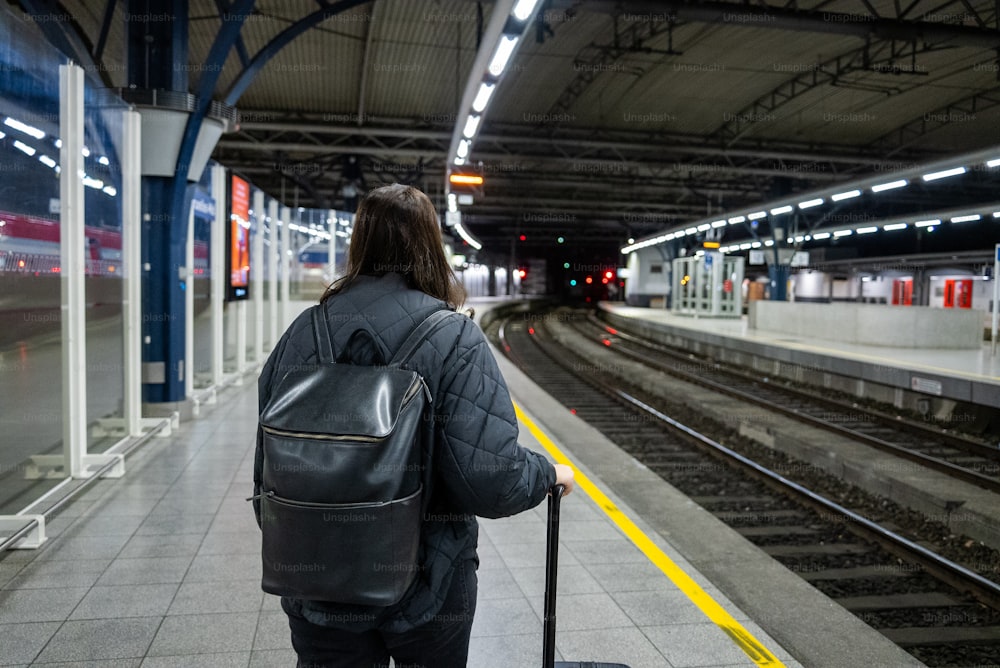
260;426;381;442
246;490;393;509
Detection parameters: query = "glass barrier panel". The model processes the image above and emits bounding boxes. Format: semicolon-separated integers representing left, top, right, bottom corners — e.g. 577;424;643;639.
83;83;128;454
0;7;70;513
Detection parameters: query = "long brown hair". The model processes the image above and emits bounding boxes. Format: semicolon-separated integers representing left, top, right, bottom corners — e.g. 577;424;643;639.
320;184;466;309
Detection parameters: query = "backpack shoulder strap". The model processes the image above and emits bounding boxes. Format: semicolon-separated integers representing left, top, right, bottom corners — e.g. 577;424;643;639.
390;309;460;367
311;304;336;364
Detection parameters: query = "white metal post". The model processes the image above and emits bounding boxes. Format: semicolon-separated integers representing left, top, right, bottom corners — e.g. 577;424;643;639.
992;243;999;356
280;206;291;328
184;201;195;397
252;190;265;363
52;63;125;481
328;209;337;289
235;300;247;375
58;63;87;479
122;109;143;436
210;164;226;386
268;199;279;348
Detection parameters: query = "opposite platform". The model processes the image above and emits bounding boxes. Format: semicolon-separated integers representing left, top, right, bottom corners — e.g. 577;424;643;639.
600;303;1000;411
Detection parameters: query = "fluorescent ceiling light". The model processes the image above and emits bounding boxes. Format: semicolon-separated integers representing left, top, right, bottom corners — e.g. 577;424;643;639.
811;232;830;240
447;193;457;212
462;115;481;139
472;83;496;113
665;233;675;240
994;211;1000;218
488;35;519;77
38;155;56;168
798;198;823;209
871;179;907;192
856;226;878;234
748;211;766;220
950;214;981;223
922;166;966;181
453;156;466;165
684;227;698;235
833;229;853;237
456;139;469;158
914;219;939;227
987;158;1000;168
883;223;908;231
739;242;752;250
82;176;104;189
764;239;775;246
13;140;35;156
4;117;45;139
728;216;745;224
697;223;710;231
770;205;793;215
81;146;90;157
710;220;726;228
98;155;110;166
512;0;541;21
102;186;117;197
831;189;861;201
751;241;762;248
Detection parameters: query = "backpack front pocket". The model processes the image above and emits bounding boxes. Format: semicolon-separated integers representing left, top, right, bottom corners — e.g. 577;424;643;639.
259;486;422;605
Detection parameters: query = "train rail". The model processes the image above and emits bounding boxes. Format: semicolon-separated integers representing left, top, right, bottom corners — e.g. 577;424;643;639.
492;306;1000;667
575;311;1000;494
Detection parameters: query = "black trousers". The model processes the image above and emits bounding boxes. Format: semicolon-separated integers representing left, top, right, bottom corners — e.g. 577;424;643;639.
285;559;478;668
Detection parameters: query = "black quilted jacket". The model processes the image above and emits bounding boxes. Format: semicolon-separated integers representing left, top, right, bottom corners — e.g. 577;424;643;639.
253;272;556;632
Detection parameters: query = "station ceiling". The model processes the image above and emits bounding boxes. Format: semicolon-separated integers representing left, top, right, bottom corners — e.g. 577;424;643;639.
18;0;1000;264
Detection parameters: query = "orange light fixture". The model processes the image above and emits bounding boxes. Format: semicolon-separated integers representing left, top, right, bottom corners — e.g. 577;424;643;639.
449;174;484;186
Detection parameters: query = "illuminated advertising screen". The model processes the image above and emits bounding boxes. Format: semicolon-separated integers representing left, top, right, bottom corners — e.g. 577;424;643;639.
227;173;251;300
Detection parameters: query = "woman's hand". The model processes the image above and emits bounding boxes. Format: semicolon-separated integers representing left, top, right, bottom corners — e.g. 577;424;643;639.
552;464;575;497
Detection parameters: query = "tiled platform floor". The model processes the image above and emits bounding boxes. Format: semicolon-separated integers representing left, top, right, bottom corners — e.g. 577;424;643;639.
0;369;796;667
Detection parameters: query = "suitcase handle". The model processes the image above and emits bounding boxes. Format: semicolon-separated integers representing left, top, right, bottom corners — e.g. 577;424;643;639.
543;484;566;668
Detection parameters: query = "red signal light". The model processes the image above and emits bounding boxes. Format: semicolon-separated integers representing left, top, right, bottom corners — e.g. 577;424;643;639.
604;271;613;279
585;276;593;284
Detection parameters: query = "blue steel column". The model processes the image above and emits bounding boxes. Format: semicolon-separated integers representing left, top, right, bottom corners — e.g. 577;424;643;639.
127;0;191;403
129;0;252;402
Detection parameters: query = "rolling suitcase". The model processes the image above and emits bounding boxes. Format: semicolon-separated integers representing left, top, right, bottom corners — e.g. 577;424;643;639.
544;484;631;668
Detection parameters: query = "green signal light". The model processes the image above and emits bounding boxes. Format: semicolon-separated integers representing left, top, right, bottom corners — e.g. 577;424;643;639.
563;262;570;269
569;279;577;286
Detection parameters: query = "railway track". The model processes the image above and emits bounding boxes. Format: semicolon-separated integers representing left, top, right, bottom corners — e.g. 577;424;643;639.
572;312;1000;494
493;307;1000;667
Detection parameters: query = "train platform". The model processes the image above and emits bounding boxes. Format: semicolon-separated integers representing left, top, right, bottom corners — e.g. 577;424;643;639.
0;299;920;667
599;302;1000;411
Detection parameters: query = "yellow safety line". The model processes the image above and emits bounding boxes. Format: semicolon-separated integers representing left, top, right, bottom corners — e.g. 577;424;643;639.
514;401;786;667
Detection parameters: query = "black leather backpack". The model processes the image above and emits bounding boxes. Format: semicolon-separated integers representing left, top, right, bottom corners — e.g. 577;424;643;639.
252;306;457;605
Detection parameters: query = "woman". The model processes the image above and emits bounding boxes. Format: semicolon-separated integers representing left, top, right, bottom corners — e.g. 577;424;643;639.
253;183;574;667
